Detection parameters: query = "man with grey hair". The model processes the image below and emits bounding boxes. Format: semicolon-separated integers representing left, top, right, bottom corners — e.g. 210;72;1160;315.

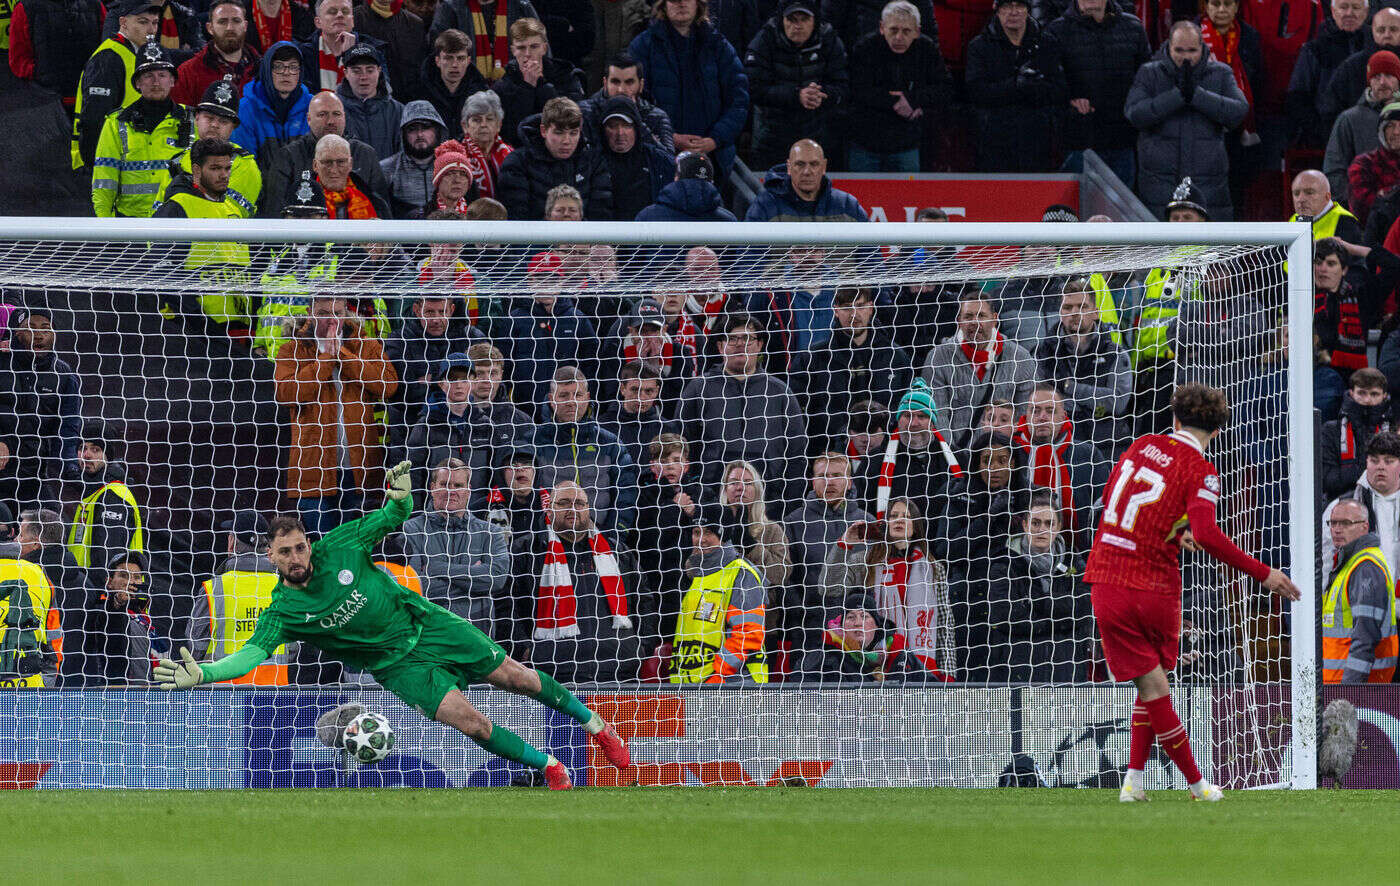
261;89;393;215
846;0;950;171
381;100;449;218
312;133;392;216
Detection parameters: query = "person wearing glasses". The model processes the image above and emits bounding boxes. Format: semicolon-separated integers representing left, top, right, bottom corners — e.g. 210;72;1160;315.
1321;498;1398;683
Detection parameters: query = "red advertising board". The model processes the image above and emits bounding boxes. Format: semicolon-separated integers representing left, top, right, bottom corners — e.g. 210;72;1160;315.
827;174;1080;223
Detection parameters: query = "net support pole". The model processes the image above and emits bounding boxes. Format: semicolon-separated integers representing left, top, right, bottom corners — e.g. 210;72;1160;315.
1286;228;1318;790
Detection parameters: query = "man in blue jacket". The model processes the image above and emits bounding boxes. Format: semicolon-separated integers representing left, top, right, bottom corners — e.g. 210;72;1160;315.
745;138;867;221
635;150;736;221
232;41;313;164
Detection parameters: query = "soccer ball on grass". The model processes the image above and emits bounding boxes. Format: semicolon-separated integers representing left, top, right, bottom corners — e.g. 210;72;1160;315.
343;711;396;764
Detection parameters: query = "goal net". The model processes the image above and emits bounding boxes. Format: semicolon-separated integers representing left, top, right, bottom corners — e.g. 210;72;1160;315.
0;219;1314;790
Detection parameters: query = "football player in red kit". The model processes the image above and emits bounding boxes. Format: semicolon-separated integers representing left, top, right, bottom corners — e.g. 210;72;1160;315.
1086;383;1300;802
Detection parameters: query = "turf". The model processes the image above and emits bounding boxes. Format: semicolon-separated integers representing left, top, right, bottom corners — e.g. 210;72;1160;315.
10;788;1385;884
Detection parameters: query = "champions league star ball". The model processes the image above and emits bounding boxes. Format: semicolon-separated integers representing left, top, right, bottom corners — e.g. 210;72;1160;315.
343;711;396;764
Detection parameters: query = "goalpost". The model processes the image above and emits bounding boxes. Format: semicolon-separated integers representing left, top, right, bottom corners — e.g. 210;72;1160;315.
0;218;1315;790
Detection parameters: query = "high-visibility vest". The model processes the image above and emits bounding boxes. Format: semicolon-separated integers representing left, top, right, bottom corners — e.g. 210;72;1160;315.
254;246;389;360
1130;267;1199;370
165;188;254;325
670;558;768;684
201;570;288;685
1290;202;1357;241
1086;272;1124;347
375;560;422;595
91;104;195;218
72;35;139;168
160;147;263;217
0;558;58;688
1322;546;1399;683
66;480;144;568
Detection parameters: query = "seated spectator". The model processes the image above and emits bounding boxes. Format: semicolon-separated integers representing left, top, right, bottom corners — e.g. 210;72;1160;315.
401;458;509;628
745;139;867;222
1322;8;1400;131
628;0;750;173
1325;52;1400;205
272;294;399;534
744;0;849;170
680;313;808;504
817;496;953;678
244;0;315;55
491;17;586;147
965;0;1065;173
580;53;676;154
797;600;931;682
602;302;697;419
297;0;388;92
921;289;1037;451
1035;276;1132;454
1010;384;1108;550
862;379;963;522
260;91;393;215
171;1;261;107
544;183;584;219
497;97;611;219
9;0;103;113
529;480;650;684
422;140;480;213
380;100;448;218
783;451;871;635
1321;368;1399;500
501;251;598;412
840;399;889;483
427;0;534;82
338;42;404;160
90;551;168;684
386;294;486;436
792;287;913;451
846;0;950;171
1292;169;1362;246
633;150;737;221
0;308;82;512
418;28;490;139
1125;21;1248;221
597;95;676;220
1286;0;1367;149
405;348;531;506
1322;431;1400;580
233;42;314;163
1045;0;1150;188
462;90;513;198
935;428;1026;577
354;0;428;98
530;366;639;533
634;432;701;628
1315;237;1400;387
1349;102;1400;227
669;502;768;683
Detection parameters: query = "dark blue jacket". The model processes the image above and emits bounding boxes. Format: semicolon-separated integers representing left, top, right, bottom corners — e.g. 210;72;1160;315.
628;19;750;172
501;298;599;414
530;408;640;532
232;41;313;163
745;163;868;222
634;178;737;221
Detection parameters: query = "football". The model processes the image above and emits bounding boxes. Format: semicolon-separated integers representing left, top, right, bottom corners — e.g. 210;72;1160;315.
342;711;395;764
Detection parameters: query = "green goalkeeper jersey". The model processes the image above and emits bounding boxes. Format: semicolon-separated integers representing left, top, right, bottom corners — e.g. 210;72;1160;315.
205;497;435;679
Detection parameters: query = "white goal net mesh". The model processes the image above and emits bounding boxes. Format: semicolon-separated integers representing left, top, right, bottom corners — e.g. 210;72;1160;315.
0;226;1301;790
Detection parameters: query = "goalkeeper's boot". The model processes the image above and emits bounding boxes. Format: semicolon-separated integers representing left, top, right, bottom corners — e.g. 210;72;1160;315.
591;723;630;770
1190;781;1224;802
543;759;573;791
1119;775;1148;803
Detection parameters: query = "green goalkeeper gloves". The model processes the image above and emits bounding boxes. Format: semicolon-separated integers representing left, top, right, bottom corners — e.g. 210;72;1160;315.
385;460;413;502
154;647;204;690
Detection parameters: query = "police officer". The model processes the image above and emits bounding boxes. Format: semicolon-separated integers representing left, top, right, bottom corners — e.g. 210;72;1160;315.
159;75;263;217
252;172;338;360
91;37;196;217
72;0;163;169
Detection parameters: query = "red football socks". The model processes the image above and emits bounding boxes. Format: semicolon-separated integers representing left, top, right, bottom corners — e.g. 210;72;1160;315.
1129;698;1154;772
1143;694;1203;785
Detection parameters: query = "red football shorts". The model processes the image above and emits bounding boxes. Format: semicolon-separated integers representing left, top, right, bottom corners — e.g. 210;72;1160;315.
1090;583;1182;681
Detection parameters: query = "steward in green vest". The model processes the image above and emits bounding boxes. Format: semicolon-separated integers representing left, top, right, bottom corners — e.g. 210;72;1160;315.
154;136;254;332
72;1;158;168
671;509;768;684
91;38;194;217
66;423;144;570
158;76;262;218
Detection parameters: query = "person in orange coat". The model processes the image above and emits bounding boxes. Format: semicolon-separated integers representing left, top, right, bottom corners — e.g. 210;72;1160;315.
273;293;399;534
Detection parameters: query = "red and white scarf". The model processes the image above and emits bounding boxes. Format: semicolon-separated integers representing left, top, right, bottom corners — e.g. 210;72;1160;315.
622;331;676;375
534;489;632;640
875;428;964;521
874;548;952;679
317;37;345;90
462;134;513;199
957;329;1004;382
252;0;293;50
668;313;701;356
1012;415;1078;533
685;291;729;333
1340;415;1392;460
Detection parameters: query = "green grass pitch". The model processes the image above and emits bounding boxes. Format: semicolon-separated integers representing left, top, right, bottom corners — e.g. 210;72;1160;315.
11;788;1387;884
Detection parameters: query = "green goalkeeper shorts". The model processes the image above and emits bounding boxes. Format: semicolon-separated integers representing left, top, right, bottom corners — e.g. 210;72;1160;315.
372;606;508;718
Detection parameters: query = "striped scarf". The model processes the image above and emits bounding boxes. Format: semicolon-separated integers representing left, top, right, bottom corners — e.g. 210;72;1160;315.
322;179;377;218
875;428;964;521
161;5;181;49
467;0;509;81
622;332;676;375
252;0;292;50
416;257;478;324
957;329;1004;382
1012;415;1078;534
685;290;729;332
462;133;512;198
534;490;632;640
317;37;344;90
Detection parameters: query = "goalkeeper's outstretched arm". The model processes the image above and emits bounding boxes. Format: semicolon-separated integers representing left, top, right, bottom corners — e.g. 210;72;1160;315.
154;644;271;689
317;460;415;552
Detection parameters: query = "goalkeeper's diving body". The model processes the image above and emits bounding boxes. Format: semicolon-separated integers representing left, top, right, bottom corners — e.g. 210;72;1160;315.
155;461;629;789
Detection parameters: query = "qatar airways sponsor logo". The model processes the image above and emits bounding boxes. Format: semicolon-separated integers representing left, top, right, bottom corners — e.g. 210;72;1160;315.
319;590;368;629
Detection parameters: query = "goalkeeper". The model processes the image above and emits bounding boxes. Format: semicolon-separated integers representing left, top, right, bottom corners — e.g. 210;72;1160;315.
155;461;629;790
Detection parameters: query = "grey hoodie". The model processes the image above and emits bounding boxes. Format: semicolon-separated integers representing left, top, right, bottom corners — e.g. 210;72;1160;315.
380;100;448;219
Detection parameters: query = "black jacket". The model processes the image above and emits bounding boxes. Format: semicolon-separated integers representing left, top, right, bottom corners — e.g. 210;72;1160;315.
1320;393;1400;500
743;12;849;167
596;95;676;221
490;56;586;149
497;113;612;219
791;324;913;451
847;31;950;153
405;396;533;510
964;15;1066;172
412;52;489;140
353;2;428;99
987;537;1092;683
0;345;82;481
383;317;487;442
931;430;1029;574
598;401;681;468
532;0;595;67
1044;1;1149;151
17;0;103;98
632;468;704;630
259;131;393;217
1287;17;1368;147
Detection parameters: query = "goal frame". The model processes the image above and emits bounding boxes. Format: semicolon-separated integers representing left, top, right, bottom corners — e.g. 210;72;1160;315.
0;218;1316;789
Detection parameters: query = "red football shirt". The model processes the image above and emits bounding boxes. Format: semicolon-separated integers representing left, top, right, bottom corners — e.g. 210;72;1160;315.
1085;430;1270;595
